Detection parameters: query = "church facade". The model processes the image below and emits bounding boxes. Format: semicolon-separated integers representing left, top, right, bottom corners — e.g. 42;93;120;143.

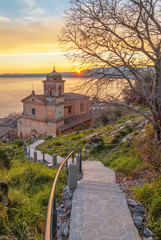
17;68;92;138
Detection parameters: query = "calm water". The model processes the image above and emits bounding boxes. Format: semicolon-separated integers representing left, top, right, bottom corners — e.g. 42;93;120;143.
0;77;82;118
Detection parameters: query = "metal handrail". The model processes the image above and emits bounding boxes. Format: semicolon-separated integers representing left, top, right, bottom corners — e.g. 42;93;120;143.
45;148;82;240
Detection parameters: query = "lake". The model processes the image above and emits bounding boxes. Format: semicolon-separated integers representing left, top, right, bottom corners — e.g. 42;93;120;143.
0;77;83;118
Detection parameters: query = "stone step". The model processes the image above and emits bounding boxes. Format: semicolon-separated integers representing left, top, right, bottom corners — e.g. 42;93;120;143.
77;180;123;194
69;161;141;240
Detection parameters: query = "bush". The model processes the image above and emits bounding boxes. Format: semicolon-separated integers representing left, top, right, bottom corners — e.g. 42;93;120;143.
133;126;161;171
0;144;14;169
13;138;24;148
92;106;130;128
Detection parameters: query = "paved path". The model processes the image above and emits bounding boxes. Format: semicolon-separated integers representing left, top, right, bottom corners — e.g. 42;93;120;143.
69;161;141;240
27;140;64;165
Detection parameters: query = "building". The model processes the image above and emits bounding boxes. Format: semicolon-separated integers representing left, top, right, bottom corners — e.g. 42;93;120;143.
17;68;92;138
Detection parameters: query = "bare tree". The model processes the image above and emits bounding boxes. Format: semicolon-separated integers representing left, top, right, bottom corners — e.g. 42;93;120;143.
60;0;161;140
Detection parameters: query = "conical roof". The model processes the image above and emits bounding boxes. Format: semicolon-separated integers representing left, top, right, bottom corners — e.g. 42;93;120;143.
46;67;62;81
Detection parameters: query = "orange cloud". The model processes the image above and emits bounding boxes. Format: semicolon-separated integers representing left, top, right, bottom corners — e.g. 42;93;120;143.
0;18;63;55
0;18;76;73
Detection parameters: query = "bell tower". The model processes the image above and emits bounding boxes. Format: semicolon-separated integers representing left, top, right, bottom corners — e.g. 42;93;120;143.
43;66;65;98
42;67;65;132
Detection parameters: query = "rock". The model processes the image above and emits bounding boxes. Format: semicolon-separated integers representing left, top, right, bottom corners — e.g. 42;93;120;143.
127;199;138;206
57;228;63;238
62;187;67;193
76;130;81;134
64;210;70;217
122;135;134;142
132;214;143;227
125;120;132;124
57;208;64;216
66;202;71;210
137;120;149;127
135;205;145;213
83;148;90;153
143;228;153;238
85;135;103;149
63;222;69;236
111;135;121;144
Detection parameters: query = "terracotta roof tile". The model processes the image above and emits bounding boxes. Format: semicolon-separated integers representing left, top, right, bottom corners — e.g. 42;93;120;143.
21;94;45;103
58;113;92;132
64;92;89;101
36;94;45;102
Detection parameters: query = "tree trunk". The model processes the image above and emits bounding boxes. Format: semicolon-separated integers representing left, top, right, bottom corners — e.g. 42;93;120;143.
152;112;161;141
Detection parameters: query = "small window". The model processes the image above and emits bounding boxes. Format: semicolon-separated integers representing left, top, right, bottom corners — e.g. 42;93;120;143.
32;99;34;102
32;108;36;115
59;86;62;95
20;120;22;125
80;103;84;112
48;86;52;95
68;106;72;114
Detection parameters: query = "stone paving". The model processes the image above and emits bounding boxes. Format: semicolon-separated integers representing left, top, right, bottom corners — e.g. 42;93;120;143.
69;161;141;240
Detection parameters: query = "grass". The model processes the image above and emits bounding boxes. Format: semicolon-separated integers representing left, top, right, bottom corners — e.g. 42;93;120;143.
133;177;161;239
1;107;160;239
0;142;67;240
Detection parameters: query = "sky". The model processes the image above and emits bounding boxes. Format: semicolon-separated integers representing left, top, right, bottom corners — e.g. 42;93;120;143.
0;0;76;74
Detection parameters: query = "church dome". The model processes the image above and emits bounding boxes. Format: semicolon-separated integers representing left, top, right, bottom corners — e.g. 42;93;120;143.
46;67;62;81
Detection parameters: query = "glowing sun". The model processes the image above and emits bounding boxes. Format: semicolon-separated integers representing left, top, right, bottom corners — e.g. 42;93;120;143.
76;69;81;74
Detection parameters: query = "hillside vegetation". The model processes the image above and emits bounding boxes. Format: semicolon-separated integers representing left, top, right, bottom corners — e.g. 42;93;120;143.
38;108;161;240
0;108;161;239
0;141;66;240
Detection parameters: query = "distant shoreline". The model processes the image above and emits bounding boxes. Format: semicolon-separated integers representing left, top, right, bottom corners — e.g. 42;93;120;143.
0;72;76;78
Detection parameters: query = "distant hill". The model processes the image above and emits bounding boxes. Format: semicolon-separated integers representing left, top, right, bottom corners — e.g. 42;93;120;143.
0;72;76;78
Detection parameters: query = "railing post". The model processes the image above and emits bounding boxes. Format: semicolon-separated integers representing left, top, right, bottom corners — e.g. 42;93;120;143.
24;143;27;154
65;149;68;168
43;150;45;162
33;151;37;162
28;146;30;158
72;152;74;163
80;149;82;174
52;154;57;166
76;153;80;175
53;193;57;239
69;163;77;190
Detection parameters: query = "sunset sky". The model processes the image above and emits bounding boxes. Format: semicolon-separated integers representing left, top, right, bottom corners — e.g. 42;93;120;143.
0;0;75;74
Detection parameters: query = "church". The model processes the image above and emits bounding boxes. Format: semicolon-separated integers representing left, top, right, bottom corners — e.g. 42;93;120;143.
17;68;92;138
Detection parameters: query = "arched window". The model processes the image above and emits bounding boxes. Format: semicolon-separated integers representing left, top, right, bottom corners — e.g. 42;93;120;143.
48;86;52;95
59;86;62;96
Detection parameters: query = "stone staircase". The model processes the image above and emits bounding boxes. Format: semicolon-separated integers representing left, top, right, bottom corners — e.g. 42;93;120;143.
69;161;141;240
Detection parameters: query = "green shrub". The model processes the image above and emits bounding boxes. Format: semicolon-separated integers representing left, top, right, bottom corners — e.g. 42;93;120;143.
80;139;87;144
0;144;14;169
133;184;155;207
114;112;138;124
105;125;113;130
13;138;24;148
71;134;85;141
